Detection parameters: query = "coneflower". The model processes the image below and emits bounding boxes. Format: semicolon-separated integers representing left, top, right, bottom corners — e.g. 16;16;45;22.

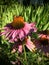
0;16;37;53
32;30;49;57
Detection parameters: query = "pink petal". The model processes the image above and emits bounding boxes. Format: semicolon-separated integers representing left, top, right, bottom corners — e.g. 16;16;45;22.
0;32;6;36
19;29;24;41
11;48;16;53
7;31;14;38
26;38;35;52
0;30;9;36
11;43;22;53
10;61;16;65
33;27;37;32
14;38;18;42
23;28;29;35
23;23;31;35
38;34;49;40
29;22;36;27
18;45;23;53
0;27;8;30
38;34;43;38
47;35;49;40
5;30;11;37
12;30;17;39
30;22;37;32
11;43;17;53
9;39;14;43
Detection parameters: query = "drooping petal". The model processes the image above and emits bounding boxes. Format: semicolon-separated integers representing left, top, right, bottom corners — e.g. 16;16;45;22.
5;30;12;37
12;30;18;39
11;48;16;53
11;42;22;53
14;38;18;42
18;45;23;53
0;27;8;30
0;32;6;36
26;38;35;52
7;31;14;39
0;30;9;36
19;29;24;41
11;43;17;53
9;39;14;43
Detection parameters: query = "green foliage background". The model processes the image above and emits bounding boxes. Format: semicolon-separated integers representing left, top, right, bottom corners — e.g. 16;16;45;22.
0;0;49;65
0;2;49;30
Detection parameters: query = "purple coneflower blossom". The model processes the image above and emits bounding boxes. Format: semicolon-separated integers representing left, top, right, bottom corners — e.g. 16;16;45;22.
32;30;49;57
0;16;37;53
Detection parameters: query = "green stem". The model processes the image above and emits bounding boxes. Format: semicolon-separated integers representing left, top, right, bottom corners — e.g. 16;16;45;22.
23;44;28;65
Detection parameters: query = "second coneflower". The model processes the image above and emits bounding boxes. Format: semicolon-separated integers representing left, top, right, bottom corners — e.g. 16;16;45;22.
32;30;49;57
0;16;37;53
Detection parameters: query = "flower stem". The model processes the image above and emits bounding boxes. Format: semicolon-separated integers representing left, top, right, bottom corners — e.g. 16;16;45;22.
23;44;28;65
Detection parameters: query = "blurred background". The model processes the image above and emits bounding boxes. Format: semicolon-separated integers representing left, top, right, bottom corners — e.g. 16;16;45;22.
0;0;49;65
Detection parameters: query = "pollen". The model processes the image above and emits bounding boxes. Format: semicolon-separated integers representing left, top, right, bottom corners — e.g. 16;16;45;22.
11;16;25;29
